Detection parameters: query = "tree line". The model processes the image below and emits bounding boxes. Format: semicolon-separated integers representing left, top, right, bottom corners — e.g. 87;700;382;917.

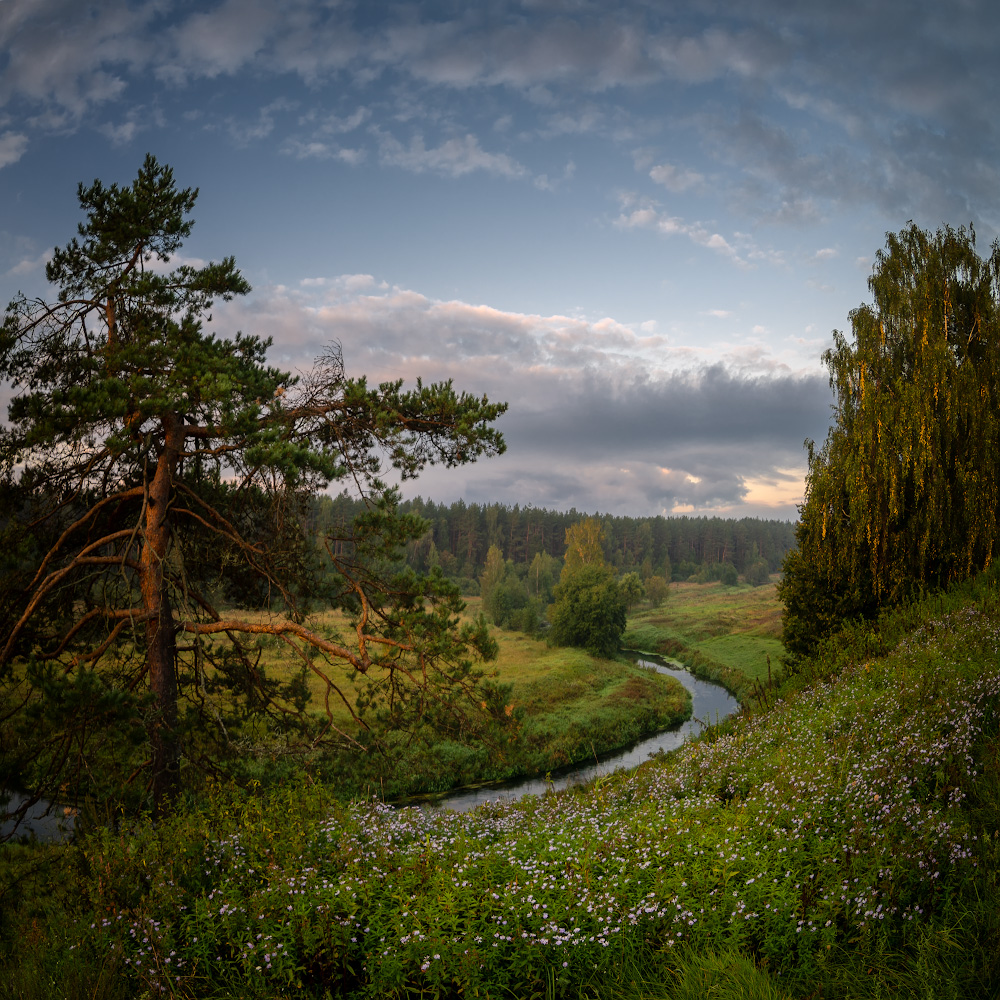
307;492;796;587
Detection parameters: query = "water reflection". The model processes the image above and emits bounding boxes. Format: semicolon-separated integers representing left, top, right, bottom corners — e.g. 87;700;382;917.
1;791;78;842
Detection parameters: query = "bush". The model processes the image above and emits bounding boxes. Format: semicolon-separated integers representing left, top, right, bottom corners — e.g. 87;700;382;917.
548;564;626;658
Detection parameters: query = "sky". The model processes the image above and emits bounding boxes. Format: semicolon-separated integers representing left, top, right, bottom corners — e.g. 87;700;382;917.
2;0;999;522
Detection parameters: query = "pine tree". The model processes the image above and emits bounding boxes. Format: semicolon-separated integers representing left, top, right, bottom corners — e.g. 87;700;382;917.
0;156;507;818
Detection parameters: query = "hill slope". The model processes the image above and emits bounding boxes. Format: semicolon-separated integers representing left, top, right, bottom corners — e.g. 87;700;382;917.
2;576;999;999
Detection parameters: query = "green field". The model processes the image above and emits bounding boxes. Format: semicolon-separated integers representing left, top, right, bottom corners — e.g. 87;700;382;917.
624;579;785;697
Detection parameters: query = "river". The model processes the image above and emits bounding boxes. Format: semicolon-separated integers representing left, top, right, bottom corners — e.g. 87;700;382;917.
422;657;740;813
1;658;739;838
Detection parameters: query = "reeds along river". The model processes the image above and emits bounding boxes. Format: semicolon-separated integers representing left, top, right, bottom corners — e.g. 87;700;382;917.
422;658;740;813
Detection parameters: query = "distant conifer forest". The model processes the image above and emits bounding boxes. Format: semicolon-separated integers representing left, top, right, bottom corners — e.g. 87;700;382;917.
307;492;796;589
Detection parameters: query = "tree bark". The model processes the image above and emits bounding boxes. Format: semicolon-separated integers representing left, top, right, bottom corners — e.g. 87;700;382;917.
142;413;183;808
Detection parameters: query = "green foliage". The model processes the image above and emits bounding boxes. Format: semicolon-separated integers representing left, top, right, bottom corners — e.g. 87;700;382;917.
618;570;645;611
526;549;559;603
745;558;771;587
644;574;669;608
562;515;607;573
548;563;627;658
781;223;1000;657
666;948;792;999
0;157;508;827
478;544;506;622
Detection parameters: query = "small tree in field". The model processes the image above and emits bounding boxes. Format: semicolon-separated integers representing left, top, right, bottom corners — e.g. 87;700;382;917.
547;564;626;659
0;156;508;822
547;521;625;658
644;575;669;607
618;571;645;612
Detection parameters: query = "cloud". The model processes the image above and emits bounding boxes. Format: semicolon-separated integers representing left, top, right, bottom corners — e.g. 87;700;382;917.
374;14;661;92
649;161;704;193
376;131;528;179
208;277;830;518
647;24;788;85
283;138;367;164
226;99;295;145
0;131;27;168
614;195;748;265
0;0;154;117
7;248;51;277
155;0;281;85
3;0;998;239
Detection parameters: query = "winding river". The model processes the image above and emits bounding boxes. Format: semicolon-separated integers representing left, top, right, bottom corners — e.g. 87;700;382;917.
424;657;740;813
1;658;739;838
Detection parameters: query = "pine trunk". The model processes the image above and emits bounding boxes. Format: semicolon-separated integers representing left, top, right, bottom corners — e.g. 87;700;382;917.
142;415;183;809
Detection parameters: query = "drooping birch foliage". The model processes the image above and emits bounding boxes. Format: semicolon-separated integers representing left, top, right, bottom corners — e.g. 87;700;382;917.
781;223;1000;656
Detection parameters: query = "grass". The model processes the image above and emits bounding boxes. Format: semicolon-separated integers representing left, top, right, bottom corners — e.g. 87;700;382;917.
3;570;999;998
177;600;692;799
624;580;785;699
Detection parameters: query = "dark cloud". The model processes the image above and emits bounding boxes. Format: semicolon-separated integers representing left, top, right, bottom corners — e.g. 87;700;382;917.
393;357;832;517
506;365;831;454
488;365;832;514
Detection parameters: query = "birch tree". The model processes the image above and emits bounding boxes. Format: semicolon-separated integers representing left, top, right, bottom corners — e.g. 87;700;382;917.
780;223;1000;657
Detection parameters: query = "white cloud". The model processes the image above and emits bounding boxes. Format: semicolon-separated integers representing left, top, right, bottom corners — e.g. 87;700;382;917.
313;107;370;136
283;139;367;165
614;196;746;265
227;99;295;145
0;131;27;168
7;248;51;277
649;161;704;193
156;0;280;84
0;0;154;117
376;132;527;179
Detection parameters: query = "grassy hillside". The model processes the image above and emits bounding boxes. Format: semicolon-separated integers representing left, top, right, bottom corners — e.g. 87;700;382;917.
2;572;998;998
624;579;785;701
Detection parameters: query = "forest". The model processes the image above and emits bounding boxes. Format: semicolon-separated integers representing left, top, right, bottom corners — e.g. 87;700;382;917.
308;492;796;586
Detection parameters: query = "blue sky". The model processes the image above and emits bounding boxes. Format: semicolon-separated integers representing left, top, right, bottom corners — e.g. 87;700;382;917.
2;0;999;520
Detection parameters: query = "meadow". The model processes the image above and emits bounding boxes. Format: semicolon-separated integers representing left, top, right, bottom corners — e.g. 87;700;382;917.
624;580;785;702
2;572;998;998
213;603;692;799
